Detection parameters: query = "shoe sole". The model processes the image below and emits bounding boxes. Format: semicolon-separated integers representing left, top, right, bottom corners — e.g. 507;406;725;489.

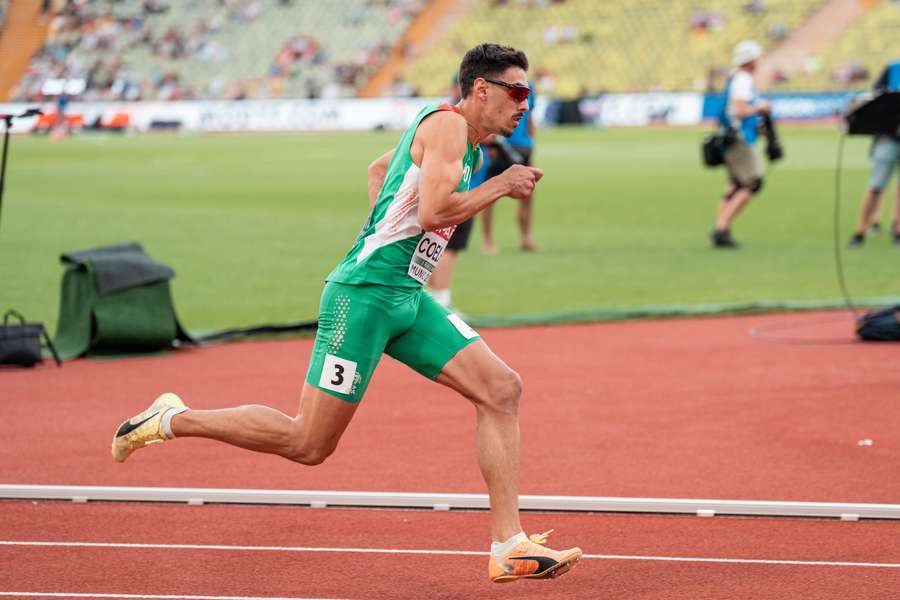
491;551;582;583
111;433;164;463
111;393;184;462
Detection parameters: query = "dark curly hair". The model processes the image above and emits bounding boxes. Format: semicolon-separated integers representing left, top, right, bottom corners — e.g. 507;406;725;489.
458;44;529;98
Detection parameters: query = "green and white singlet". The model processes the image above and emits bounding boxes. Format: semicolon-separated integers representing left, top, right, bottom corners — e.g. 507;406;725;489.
327;103;481;288
306;103;483;403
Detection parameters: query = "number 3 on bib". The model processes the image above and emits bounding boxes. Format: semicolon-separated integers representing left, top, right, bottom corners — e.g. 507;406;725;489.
319;354;358;395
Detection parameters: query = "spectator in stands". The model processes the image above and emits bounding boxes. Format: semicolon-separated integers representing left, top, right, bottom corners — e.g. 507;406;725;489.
13;0;420;102
849;59;900;247
50;90;71;141
142;1;168;16
743;0;766;14
689;10;725;34
831;60;869;86
768;22;788;40
386;75;417;97
709;40;771;249
482;80;538;253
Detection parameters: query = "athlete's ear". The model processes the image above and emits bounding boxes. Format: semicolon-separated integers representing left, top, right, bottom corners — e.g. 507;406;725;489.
472;77;487;101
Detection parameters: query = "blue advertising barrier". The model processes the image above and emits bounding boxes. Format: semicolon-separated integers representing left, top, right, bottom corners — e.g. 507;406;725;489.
702;91;865;121
544;91;868;126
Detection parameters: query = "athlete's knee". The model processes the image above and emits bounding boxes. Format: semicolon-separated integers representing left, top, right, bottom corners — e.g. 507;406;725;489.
483;368;523;415
284;438;337;466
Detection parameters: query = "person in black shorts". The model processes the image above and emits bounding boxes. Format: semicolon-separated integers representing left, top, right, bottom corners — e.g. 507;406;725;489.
482;81;537;253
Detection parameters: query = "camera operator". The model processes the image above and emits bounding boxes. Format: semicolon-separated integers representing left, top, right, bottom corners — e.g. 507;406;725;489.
709;40;771;249
849;59;900;248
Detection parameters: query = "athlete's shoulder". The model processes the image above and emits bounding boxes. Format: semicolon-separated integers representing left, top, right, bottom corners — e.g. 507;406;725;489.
417;105;467;145
422;104;467;128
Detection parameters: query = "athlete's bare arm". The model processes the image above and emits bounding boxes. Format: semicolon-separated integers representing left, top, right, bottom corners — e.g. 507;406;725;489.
414;111;542;231
367;149;394;207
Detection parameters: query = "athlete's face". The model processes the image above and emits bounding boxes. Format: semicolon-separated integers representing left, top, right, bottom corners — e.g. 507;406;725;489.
478;67;529;137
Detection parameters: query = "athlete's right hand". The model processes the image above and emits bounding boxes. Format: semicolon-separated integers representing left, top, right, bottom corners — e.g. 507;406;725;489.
503;165;543;200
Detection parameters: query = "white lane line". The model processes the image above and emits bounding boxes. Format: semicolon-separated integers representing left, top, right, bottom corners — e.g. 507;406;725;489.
0;595;345;600
1;540;898;569
588;554;900;568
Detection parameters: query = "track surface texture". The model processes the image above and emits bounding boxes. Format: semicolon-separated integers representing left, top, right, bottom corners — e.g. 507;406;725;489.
3;501;900;600
2;311;896;503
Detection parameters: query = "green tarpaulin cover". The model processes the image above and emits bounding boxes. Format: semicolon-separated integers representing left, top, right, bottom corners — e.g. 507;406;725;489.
52;242;193;359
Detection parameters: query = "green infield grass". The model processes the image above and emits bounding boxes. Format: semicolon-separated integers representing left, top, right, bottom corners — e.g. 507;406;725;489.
1;125;896;333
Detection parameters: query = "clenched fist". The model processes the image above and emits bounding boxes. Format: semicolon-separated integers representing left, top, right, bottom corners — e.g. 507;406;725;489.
502;165;544;200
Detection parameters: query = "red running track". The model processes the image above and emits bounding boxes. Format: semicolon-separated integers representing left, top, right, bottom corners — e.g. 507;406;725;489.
2;501;900;599
1;311;898;502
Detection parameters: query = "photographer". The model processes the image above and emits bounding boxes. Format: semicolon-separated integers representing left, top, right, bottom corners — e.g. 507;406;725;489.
848;59;900;248
710;40;771;249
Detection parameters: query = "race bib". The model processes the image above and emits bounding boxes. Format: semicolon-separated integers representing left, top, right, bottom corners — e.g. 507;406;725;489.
408;226;455;284
319;354;358;395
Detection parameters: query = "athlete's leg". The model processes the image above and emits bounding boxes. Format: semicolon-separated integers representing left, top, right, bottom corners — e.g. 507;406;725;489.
436;341;523;542
385;294;580;581
114;282;392;465
171;383;357;465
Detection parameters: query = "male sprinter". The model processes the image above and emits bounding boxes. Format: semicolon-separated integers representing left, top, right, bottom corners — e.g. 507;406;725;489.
111;43;582;584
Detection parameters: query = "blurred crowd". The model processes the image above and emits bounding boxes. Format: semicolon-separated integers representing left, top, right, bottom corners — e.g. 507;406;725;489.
10;0;423;102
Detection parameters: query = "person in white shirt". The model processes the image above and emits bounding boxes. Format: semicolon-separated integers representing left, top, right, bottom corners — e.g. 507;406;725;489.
710;40;771;248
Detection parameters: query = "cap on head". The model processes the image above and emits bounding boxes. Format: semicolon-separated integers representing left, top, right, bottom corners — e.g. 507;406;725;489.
733;40;762;67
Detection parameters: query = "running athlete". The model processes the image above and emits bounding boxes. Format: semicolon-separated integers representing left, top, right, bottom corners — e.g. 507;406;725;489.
111;43;582;583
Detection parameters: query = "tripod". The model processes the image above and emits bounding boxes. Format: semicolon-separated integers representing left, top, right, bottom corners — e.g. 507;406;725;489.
0;108;43;232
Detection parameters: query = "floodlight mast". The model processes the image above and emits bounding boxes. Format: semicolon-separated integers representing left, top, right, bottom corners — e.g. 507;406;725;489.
0;108;43;232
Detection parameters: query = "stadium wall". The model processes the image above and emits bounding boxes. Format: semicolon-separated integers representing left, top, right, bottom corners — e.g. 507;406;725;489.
0;91;864;134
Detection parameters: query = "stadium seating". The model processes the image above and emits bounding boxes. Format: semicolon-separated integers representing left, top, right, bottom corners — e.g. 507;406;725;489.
11;0;900;101
11;0;420;101
404;0;820;97
776;0;900;91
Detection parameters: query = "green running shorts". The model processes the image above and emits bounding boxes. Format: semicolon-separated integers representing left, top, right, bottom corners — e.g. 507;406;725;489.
305;281;481;403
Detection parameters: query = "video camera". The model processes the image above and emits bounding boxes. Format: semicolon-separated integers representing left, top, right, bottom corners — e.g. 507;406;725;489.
486;136;525;165
844;92;900;137
760;111;784;162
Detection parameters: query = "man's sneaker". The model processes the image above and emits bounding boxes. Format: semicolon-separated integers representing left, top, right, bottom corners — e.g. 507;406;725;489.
869;222;882;235
711;229;739;249
111;393;185;462
893;231;900;246
848;233;865;247
489;530;582;583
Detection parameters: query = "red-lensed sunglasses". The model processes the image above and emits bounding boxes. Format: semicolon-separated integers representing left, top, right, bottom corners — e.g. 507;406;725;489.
483;78;531;102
